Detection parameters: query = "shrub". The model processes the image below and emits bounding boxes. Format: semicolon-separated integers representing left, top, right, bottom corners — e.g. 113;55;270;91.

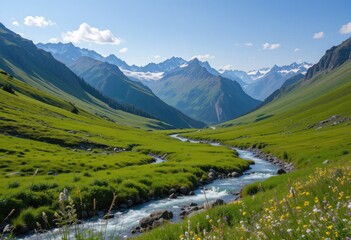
83;172;92;177
8;181;20;189
91;179;109;187
13;206;55;231
72;176;80;182
30;183;58;192
242;183;262;196
2;84;15;94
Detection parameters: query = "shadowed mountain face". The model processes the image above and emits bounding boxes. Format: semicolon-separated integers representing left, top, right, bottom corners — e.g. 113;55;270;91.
148;59;261;124
69;57;205;129
305;37;351;80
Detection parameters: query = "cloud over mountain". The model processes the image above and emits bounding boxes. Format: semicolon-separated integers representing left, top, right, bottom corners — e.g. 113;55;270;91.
24;16;55;27
62;23;121;45
340;22;351;35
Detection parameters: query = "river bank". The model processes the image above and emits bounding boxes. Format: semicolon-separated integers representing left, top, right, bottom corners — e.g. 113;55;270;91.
18;134;282;239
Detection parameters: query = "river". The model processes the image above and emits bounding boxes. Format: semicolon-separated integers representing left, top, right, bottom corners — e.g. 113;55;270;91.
20;134;279;239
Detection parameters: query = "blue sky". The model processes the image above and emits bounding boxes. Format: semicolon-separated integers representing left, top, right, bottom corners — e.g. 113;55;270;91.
2;0;351;71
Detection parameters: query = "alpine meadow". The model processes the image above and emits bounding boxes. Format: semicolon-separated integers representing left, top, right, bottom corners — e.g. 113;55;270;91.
0;1;351;240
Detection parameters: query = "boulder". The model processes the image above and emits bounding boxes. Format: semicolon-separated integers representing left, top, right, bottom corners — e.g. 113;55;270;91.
231;171;241;178
169;193;177;199
277;168;286;175
208;172;217;179
139;217;154;228
127;199;133;207
179;186;188;195
150;210;173;220
169;188;177;194
152;218;167;228
188;191;195;196
187;202;198;207
203;199;225;209
139;210;173;229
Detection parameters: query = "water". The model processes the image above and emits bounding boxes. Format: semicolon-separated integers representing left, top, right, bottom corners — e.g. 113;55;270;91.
20;135;279;239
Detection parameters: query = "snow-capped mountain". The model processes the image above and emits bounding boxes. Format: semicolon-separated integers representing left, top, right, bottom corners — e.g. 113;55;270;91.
37;42;105;65
219;62;313;100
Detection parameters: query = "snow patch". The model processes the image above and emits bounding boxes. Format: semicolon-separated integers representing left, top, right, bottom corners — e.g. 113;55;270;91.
122;70;164;81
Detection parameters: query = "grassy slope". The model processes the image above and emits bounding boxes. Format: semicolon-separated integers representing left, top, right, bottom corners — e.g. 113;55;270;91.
0;25;167;130
0;72;250;230
137;61;351;239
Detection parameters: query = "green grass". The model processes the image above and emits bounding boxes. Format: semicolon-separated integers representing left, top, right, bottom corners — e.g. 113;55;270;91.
138;165;351;240
0;72;249;233
136;62;351;239
0;60;350;239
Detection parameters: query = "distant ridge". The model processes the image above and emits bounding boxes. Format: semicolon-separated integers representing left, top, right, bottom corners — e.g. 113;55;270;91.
148;58;261;124
305;37;351;80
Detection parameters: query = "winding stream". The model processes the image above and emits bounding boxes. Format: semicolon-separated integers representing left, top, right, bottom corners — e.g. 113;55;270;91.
20;134;279;239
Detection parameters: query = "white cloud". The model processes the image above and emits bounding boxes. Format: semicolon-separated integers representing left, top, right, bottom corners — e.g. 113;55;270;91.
219;64;233;71
244;42;253;47
12;21;20;26
154;55;161;59
313;31;324;39
191;54;215;61
48;37;59;43
294;48;301;52
62;23;121;45
262;42;281;50
339;22;351;35
119;47;128;53
24;16;55;27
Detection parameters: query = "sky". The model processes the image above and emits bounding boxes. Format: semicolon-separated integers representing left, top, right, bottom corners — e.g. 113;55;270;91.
1;0;351;71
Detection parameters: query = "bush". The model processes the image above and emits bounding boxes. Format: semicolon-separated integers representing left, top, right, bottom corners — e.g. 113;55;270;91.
242;183;262;196
14;191;54;208
82;186;115;210
2;84;15;94
13;206;55;231
8;181;20;189
83;172;92;177
72;176;80;182
91;179;109;187
30;183;58;192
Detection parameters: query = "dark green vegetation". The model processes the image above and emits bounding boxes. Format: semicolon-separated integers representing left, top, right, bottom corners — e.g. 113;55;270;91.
138;38;351;239
148;58;261;124
68;57;204;129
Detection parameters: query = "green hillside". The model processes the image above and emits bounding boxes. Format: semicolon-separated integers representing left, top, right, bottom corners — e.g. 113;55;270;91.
0;71;250;234
0;23;168;130
138;47;351;239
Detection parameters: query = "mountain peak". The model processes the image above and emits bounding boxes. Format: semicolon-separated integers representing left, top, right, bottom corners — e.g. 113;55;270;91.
188;58;201;65
305;37;351;80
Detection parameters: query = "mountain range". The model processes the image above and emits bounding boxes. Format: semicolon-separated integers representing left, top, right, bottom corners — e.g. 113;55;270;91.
68;57;205;128
37;42;261;124
219;62;312;100
0;23;203;129
147;58;261;124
